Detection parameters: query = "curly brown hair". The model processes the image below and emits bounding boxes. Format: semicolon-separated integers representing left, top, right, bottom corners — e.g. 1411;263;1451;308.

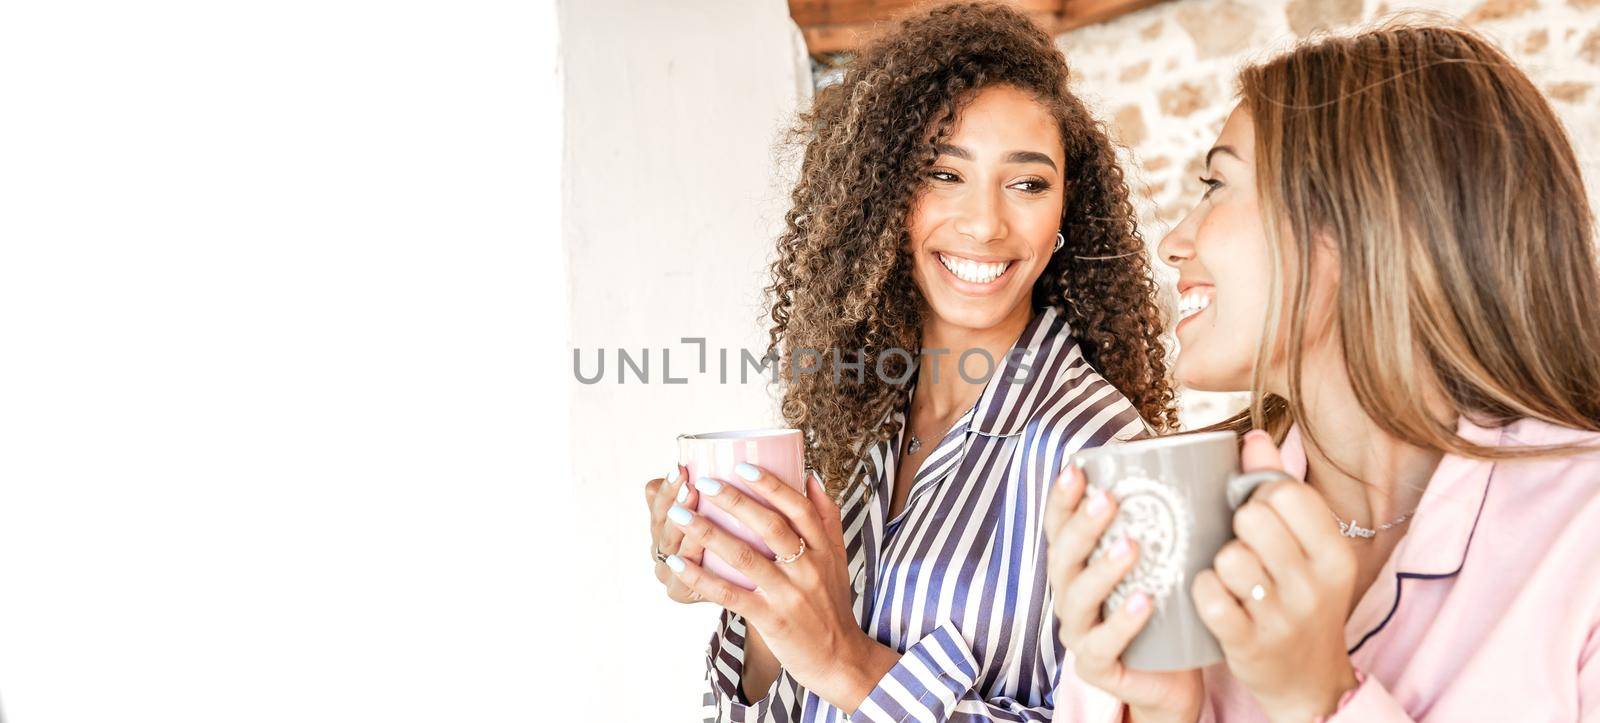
765;1;1178;502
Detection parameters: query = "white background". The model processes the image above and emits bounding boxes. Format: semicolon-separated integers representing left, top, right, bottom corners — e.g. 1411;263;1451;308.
1;1;573;721
561;1;811;720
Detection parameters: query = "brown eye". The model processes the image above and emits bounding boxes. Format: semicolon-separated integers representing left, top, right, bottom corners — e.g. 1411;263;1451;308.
1013;179;1051;194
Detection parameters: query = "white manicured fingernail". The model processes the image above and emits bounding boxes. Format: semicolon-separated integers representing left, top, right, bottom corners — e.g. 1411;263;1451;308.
1086;488;1109;517
1126;592;1149;614
667;467;681;485
676;483;689;504
734;463;760;481
665;555;685;573
667;505;692;525
695;477;724;496
1111;536;1132;561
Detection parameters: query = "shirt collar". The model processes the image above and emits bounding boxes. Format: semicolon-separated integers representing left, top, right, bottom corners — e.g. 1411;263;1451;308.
877;304;1098;474
963;305;1086;438
1279;415;1502;577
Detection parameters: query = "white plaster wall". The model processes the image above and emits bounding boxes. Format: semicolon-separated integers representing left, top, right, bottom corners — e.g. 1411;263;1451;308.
561;1;811;719
0;1;566;721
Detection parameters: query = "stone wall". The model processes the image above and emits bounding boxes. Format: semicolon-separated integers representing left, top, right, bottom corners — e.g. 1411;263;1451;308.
1056;0;1600;427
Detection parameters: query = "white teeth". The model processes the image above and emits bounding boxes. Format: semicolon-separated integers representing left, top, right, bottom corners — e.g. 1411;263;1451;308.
939;253;1010;284
1178;289;1214;321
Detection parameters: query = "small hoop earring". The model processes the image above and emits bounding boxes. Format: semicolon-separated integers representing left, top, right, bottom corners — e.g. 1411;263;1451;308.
1053;231;1065;253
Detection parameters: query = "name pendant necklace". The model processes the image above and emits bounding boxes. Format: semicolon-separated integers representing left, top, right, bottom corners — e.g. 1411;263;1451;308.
1318;470;1418;539
1333;509;1416;539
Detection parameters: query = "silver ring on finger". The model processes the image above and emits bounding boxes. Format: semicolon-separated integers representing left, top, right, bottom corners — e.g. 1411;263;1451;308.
774;538;806;564
653;544;668;564
1249;582;1268;602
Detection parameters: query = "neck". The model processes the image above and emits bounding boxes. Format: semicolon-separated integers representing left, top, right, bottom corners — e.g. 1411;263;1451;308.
1280;347;1453;528
914;302;1035;420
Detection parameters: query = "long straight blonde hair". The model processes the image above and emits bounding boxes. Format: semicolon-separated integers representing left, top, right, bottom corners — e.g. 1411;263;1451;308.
1219;22;1600;459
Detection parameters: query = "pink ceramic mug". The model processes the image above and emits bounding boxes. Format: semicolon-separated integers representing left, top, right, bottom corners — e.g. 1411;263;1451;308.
677;428;807;591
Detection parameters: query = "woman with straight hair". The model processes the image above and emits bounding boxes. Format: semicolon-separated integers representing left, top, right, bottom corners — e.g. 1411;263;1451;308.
640;3;1178;721
1045;22;1600;722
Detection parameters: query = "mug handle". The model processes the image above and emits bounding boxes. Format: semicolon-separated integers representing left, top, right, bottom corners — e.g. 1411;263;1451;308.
1225;469;1302;510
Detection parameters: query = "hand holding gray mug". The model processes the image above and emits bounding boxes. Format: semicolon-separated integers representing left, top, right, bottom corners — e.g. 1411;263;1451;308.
1069;431;1294;670
1043;431;1299;722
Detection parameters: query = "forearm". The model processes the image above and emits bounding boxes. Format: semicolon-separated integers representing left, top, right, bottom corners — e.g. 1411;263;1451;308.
1128;705;1200;723
741;621;782;704
742;620;900;712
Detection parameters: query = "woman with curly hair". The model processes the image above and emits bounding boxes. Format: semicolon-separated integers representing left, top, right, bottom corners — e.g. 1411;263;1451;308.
641;3;1176;720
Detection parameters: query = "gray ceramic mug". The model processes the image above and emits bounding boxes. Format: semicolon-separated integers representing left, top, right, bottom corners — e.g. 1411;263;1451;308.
1069;431;1291;671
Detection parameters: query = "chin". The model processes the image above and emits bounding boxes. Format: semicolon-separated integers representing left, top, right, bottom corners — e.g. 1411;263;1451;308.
924;300;1014;332
1171;353;1254;391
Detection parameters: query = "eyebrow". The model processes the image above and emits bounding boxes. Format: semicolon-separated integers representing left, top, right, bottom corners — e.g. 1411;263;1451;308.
1205;145;1241;168
934;143;1058;171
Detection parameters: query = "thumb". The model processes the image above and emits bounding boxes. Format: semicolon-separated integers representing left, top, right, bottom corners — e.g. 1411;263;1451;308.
1240;429;1286;473
1043;462;1086;538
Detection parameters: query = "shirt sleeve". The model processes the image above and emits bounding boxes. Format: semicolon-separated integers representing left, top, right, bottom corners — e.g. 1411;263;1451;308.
702;609;782;722
1578;622;1600;721
849;619;1108;723
1046;650;1134;723
1321;667;1414;722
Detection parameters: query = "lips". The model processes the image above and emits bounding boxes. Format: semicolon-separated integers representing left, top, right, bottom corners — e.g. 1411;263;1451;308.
937;252;1014;285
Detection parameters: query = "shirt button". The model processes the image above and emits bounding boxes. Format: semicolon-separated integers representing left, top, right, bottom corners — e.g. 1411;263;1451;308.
853;573;866;593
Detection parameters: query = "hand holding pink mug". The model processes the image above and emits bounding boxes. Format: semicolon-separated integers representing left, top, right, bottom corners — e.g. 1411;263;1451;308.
677;428;807;590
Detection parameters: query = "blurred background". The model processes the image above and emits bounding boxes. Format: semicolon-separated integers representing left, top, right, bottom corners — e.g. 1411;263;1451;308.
565;0;1600;720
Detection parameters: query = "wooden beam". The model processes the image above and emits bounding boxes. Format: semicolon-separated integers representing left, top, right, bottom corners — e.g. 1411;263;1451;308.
1057;0;1165;30
790;0;1064;27
790;0;1163;55
802;24;876;56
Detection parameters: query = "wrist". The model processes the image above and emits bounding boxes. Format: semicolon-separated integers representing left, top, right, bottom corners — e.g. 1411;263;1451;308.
827;632;900;713
1265;666;1360;723
1309;665;1362;722
1127;703;1198;723
1308;663;1361;719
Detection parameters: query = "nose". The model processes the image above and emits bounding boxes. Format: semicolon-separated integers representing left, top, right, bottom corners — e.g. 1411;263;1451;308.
951;183;1007;244
1156;205;1201;269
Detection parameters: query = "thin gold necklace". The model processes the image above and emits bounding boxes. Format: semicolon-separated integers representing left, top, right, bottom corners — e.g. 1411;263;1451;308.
904;402;966;455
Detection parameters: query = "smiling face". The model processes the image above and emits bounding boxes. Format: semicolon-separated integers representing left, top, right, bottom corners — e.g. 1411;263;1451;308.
1157;106;1342;393
905;84;1066;334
